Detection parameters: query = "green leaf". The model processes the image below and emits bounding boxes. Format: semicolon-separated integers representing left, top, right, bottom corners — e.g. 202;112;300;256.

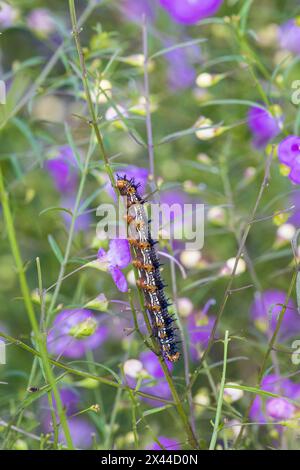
47;235;63;264
239;0;254;33
12;117;42;163
150;38;207;60
158;123;222;145
40;206;73;217
199;99;267;111
0;72;31;129
224;383;281;399
142;405;173;417
69;360;121;384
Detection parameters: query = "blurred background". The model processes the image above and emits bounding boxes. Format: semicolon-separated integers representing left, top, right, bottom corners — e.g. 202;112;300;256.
1;0;300;450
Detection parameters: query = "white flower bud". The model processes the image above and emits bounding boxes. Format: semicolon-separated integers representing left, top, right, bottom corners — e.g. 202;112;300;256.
123;359;143;379
177;297;194;318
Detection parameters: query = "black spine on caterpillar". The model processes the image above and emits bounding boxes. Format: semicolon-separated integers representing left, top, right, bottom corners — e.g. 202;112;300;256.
116;175;180;363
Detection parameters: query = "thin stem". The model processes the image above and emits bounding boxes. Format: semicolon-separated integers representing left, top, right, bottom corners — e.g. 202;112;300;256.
68;0;198;449
0;168;74;450
159;357;198;449
209;330;230;450
47;0;117;320
142;16;155;182
189;150;273;391
0;331;174;405
0;0;97;130
168;241;196;437
47;140;93;322
234;268;298;448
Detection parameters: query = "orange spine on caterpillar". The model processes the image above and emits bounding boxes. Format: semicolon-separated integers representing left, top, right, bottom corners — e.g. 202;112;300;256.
116;174;180;363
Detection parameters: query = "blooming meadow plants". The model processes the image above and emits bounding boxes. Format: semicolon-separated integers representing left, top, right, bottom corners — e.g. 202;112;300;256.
1;0;300;453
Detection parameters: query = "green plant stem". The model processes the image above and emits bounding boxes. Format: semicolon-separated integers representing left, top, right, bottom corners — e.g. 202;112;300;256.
47;0;117;320
47;140;94;323
209;330;230;450
0;1;97;131
68;0;198;450
0;168;74;449
189;150;273;392
0;331;174;405
234;268;298;448
158;357;198;449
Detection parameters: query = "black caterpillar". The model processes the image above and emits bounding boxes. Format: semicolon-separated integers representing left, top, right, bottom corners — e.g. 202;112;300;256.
116;175;180;362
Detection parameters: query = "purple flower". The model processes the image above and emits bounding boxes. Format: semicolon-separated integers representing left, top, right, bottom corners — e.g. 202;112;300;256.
159;0;223;25
40;387;95;447
41;387;80;430
120;0;156;22
187;299;216;361
45;146;77;194
247;106;282;149
288;161;300;185
250;290;299;341
106;165;149;200
278;19;300;56
0;2;18;28
47;309;108;359
126;351;173;406
59;417;96;449
147;436;181;450
165;41;200;91
97;239;131;292
27;8;55;36
250;375;300;423
61;195;92;232
140;350;173;379
266;398;295;421
289;190;300;227
278;135;300;167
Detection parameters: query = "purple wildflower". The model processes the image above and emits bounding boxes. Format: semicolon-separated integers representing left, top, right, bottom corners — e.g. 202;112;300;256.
40;387;96;448
125;351;173;406
120;0;156;22
147;436;181;450
278;135;300;168
27;8;55;36
278;19;300;56
106;165;149;200
266;398;295;421
0;2;18;28
250;290;299;341
41;388;80;430
165;41;199;91
61;195;92;232
47;309;108;359
288;161;300;185
159;0;223;25
97;239;131;292
187;299;216;361
45;146;77;194
289;190;300;227
247;106;282;149
59;417;96;449
250;374;300;423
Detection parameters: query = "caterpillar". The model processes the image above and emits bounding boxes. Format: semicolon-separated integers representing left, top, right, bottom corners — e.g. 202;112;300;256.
116;175;180;363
